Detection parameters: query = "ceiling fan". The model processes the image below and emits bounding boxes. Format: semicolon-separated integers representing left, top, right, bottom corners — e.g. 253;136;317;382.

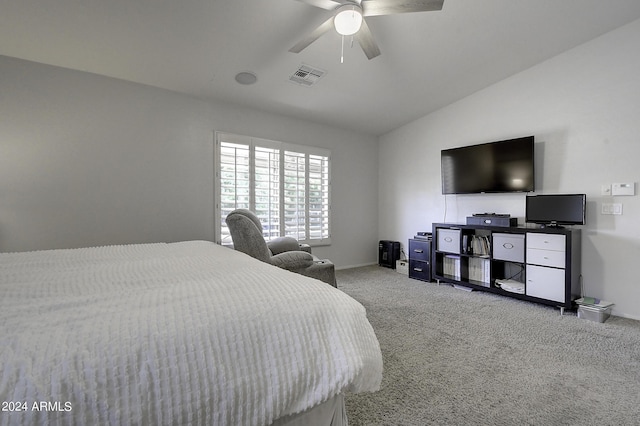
289;0;445;60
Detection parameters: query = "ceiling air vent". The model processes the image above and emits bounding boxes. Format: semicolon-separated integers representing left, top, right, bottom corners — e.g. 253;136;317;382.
289;64;326;87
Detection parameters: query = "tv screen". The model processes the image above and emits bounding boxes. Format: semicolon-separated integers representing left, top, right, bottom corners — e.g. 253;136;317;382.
525;194;586;226
441;136;535;194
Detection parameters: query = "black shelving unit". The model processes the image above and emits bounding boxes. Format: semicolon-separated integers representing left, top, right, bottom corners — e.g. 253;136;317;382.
432;223;581;314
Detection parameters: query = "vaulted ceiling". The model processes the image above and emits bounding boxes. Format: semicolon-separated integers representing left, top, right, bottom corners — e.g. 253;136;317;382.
2;0;640;135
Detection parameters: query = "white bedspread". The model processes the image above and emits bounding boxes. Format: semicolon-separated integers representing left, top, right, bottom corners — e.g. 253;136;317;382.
0;241;382;426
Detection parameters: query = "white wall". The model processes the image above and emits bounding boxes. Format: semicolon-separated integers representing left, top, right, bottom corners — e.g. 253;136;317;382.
379;19;640;319
0;55;378;269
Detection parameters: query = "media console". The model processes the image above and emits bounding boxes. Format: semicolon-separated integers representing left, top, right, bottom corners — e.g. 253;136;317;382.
431;223;581;314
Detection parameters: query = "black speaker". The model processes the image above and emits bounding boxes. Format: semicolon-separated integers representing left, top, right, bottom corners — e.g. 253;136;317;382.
379;240;400;269
466;216;517;227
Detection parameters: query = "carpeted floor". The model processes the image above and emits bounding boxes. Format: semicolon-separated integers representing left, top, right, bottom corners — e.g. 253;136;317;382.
337;266;640;426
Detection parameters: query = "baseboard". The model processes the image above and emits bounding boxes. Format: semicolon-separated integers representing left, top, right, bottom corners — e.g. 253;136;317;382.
335;262;378;271
614;312;640;321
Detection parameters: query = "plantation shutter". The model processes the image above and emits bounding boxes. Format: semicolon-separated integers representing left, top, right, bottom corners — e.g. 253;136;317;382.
308;154;330;240
284;151;306;240
254;146;280;239
216;132;330;246
218;140;250;245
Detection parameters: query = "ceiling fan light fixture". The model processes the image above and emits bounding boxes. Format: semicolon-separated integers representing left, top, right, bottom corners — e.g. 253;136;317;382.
334;5;363;36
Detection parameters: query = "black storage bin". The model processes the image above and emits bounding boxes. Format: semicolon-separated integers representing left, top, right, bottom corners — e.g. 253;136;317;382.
379;240;400;269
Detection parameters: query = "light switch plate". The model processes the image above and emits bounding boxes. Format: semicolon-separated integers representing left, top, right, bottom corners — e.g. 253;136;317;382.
602;203;623;215
612;182;635;196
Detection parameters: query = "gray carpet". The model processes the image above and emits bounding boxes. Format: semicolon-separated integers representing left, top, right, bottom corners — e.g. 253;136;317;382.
337;266;640;426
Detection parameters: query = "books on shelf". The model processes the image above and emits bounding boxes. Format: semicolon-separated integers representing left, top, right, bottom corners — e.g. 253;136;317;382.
443;255;461;279
468;235;491;256
468;257;490;285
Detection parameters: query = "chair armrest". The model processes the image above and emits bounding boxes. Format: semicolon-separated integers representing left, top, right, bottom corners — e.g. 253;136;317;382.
298;243;312;254
299;260;337;287
268;237;302;255
270;251;315;270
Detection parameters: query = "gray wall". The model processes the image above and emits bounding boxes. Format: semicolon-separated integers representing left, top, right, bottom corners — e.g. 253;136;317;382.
378;19;640;319
0;55;379;269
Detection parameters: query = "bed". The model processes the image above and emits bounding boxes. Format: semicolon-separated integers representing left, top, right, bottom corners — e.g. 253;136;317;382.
0;241;382;425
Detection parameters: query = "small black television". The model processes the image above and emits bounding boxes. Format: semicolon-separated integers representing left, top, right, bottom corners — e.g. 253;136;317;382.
441;136;535;194
525;194;586;227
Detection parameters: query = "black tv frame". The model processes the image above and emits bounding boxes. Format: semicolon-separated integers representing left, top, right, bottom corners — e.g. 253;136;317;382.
441;136;535;195
525;194;586;227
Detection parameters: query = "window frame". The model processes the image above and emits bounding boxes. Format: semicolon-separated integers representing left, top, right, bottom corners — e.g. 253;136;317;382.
214;131;331;247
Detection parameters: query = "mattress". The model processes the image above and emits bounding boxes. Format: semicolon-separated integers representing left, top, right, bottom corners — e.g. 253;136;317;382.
0;241;382;426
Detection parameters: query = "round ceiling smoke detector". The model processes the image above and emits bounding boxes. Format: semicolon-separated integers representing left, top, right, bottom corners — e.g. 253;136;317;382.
235;71;257;85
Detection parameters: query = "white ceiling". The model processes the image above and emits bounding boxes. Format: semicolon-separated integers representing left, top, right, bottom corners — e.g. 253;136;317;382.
2;0;640;136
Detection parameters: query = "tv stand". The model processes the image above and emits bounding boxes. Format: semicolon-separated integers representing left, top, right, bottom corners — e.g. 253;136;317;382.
431;223;581;313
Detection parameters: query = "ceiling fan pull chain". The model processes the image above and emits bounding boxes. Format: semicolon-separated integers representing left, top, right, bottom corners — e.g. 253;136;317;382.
341;34;345;64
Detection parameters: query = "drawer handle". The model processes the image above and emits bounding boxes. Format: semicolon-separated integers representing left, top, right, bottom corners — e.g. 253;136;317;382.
414;249;424;253
502;243;514;249
444;237;453;242
413;268;423;272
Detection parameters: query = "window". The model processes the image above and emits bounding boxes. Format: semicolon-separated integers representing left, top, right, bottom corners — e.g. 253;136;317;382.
215;132;331;246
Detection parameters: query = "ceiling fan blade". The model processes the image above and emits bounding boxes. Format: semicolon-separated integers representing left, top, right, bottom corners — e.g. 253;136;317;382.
361;0;444;17
289;16;335;53
294;0;346;11
354;18;381;60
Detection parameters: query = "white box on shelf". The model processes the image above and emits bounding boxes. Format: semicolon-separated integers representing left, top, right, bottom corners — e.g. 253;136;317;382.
437;228;461;254
526;264;565;302
493;233;525;262
526;233;565;251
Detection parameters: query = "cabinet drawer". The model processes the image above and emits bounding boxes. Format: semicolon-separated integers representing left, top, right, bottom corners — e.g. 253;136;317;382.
409;239;431;262
527;248;565;268
409;259;431;282
436;229;461;254
493;233;525;263
526;264;565;302
526;233;566;252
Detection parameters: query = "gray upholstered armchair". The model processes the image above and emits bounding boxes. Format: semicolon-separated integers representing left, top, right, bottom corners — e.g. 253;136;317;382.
225;209;336;287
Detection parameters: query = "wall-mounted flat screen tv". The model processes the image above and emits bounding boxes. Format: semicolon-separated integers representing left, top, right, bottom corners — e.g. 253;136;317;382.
526;194;586;227
441;136;535;194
